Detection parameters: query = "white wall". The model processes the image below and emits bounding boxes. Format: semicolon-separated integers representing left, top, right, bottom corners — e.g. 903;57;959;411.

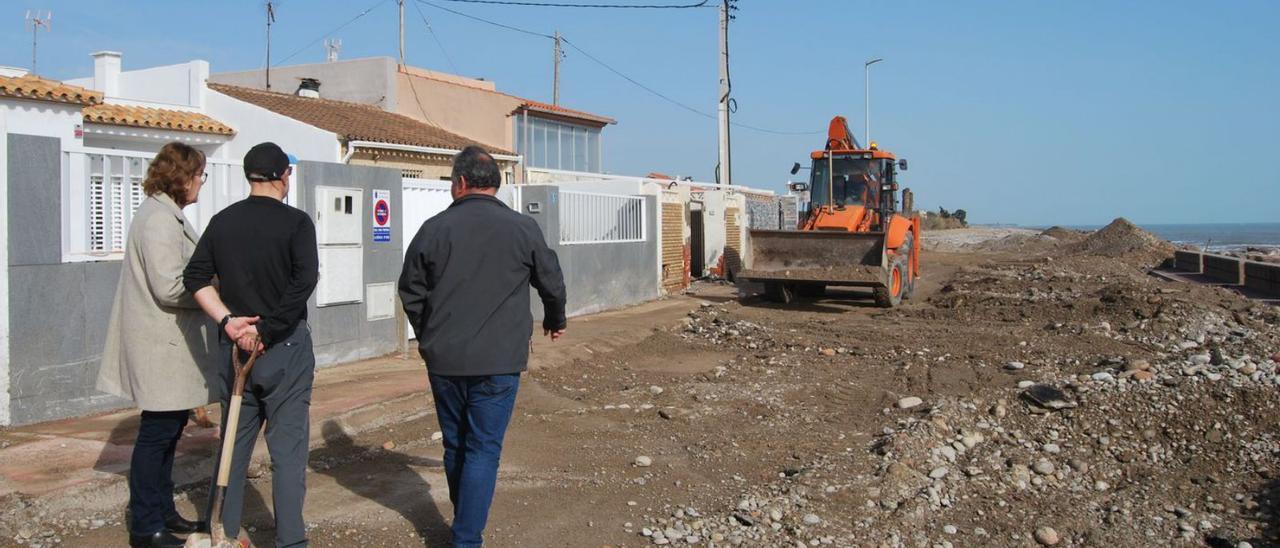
68;60;209;109
205;90;341;164
0;108;10;425
0;100;82;150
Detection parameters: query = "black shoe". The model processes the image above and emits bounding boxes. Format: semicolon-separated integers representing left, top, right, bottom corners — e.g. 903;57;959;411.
163;513;205;535
129;530;186;548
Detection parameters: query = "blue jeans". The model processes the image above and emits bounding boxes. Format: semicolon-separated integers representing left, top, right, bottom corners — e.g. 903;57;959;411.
428;373;520;548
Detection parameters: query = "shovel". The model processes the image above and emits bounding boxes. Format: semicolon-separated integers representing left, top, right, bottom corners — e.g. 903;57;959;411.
185;338;262;548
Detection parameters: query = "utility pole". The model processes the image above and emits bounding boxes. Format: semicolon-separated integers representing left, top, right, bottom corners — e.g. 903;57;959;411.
553;31;562;105
266;2;276;90
398;0;405;67
25;11;52;75
864;57;883;147
717;0;733;186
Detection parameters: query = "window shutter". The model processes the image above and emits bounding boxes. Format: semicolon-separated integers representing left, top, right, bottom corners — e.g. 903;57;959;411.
88;156;107;252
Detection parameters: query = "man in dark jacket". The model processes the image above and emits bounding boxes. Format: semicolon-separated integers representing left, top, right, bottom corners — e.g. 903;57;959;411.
184;142;318;548
399;145;566;548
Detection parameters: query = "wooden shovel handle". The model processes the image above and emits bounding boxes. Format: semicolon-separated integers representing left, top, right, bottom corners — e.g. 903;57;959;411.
229;338;262;398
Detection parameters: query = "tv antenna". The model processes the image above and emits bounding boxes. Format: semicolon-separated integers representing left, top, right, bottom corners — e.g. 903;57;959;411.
25;10;52;75
325;38;342;62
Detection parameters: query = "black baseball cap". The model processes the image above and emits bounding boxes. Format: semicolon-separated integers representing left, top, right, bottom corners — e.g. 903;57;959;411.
243;142;294;182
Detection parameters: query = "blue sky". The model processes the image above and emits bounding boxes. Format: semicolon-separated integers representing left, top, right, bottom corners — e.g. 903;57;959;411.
4;1;1278;225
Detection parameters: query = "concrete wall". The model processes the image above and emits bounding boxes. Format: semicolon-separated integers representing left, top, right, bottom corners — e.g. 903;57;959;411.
520;185;660;318
0;138;403;425
6;135;130;425
1175;250;1203;273
1244;261;1280;297
211;57;399;110
70;60;209;110
1;110;10;424
1203;254;1244;285
295;161;403;366
396;71;519;151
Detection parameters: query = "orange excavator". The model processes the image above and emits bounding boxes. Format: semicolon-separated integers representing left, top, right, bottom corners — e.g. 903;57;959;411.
737;115;921;307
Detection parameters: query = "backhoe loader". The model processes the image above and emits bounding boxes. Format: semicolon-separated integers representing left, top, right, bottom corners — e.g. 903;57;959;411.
737;116;921;307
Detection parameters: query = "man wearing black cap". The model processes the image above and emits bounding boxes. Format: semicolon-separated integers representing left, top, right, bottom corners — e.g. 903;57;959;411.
183;142;318;547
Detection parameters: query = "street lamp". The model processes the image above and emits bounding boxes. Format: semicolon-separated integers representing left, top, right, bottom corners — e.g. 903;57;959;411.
864;57;883;148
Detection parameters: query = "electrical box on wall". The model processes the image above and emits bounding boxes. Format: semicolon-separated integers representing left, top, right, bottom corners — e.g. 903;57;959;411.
316;187;363;245
315;186;364;307
317;247;363;305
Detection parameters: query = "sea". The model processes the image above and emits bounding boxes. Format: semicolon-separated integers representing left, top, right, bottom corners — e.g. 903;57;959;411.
1062;223;1280;252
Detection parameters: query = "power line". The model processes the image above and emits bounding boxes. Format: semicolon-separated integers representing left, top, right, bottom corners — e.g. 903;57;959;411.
419;0;820;135
437;0;709;8
417;0;555;39
411;0;461;73
275;0;392;66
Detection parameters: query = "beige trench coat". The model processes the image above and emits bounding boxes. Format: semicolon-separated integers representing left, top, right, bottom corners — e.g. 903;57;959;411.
96;194;221;411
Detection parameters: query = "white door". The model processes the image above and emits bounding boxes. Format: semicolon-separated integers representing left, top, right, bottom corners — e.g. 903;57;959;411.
401;179;453;338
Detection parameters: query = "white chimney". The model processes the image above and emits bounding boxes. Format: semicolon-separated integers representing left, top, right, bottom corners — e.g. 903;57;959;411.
91;51;122;96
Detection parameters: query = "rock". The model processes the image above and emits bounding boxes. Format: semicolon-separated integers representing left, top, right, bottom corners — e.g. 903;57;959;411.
1091;372;1115;382
1034;526;1060;546
897;396;924;409
769;509;783;521
1133;370;1155;382
802;514;821;526
382;440;396;451
1042;443;1061;454
961;432;985;448
1022;384;1076;410
1018;380;1035;389
1005;361;1026;371
1126;359;1151;372
431;431;444;442
1033;459;1055;475
819;348;836;357
1067;459;1089;473
943;525;958;535
658;409;674;420
649;385;665;396
1094;480;1110;491
1190;354;1212;366
635;456;653;467
929;467;950;480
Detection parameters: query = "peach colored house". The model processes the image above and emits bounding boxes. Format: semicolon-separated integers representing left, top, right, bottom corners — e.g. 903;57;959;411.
211;58;615;179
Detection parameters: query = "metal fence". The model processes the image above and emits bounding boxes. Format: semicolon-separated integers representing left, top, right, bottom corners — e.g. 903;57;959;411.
559;190;646;245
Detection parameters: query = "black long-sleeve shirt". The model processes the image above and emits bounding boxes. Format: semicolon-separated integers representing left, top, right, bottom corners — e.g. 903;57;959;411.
398;194;567;376
183;196;319;346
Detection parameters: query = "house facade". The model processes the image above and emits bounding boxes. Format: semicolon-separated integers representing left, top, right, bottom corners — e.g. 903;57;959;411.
210;58;615;176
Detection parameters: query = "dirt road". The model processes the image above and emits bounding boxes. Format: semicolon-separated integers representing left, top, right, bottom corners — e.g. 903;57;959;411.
22;227;1280;547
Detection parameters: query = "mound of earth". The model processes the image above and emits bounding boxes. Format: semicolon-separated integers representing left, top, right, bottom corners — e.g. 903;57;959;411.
1040;226;1088;242
1070;218;1175;261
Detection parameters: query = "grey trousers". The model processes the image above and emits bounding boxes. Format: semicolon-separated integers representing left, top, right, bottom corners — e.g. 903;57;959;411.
207;323;315;548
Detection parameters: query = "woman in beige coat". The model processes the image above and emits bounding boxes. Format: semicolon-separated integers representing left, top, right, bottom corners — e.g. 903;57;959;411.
96;142;224;548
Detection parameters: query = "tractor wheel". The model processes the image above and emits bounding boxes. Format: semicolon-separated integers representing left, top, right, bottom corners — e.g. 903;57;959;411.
764;282;796;304
796;283;826;299
874;258;907;308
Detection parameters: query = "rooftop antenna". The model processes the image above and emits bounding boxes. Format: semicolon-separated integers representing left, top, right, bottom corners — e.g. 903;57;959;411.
25;10;52;75
265;1;276;89
325;38;342;62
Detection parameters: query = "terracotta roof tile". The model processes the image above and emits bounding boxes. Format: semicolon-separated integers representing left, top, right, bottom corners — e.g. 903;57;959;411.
208;83;512;155
519;99;616;126
0;74;102;106
83;103;235;135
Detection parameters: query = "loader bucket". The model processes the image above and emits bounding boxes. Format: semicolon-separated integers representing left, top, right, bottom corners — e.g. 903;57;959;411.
737;229;888;287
